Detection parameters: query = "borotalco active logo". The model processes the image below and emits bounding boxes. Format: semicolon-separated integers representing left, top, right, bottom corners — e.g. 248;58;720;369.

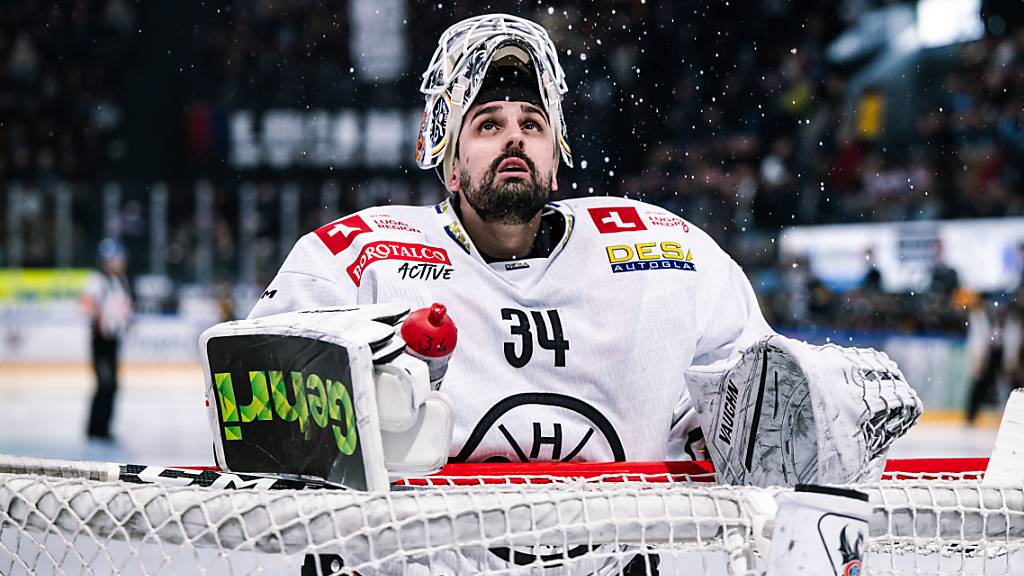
398;262;452;281
213;369;357;456
605;241;696;273
346;241;452;286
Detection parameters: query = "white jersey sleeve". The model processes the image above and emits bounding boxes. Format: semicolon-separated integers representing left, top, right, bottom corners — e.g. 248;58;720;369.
247;209;394;318
249;207;448;319
691;242;774;369
656;218;774;461
247;239;356;318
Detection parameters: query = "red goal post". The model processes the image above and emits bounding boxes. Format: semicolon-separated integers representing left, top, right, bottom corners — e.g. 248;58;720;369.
1;454;1020;576
405;457;991;484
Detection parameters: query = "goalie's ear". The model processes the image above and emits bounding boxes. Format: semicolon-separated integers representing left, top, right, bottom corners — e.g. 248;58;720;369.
447;160;463;194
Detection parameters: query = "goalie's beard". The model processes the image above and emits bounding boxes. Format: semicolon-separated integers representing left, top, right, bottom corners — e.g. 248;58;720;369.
459;149;550;225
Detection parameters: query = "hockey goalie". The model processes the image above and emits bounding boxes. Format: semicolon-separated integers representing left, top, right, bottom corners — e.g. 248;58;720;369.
199;12;922;576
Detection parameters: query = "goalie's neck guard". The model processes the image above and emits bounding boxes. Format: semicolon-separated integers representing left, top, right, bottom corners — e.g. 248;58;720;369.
415;13;573;184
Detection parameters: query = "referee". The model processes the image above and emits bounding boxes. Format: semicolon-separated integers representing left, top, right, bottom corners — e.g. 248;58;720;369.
80;239;133;441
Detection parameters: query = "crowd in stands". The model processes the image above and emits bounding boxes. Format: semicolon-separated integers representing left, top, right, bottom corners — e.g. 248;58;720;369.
0;0;137;181
0;0;139;267
2;0;1023;339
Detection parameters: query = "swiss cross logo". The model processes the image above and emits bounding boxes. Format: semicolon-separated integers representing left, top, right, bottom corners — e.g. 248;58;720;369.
346;241;451;286
314;215;372;255
587;207;647;234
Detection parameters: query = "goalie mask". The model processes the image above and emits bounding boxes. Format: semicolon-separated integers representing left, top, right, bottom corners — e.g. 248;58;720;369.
416;13;573;184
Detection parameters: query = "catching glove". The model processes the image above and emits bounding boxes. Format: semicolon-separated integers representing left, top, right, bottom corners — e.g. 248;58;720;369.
686;335;922;487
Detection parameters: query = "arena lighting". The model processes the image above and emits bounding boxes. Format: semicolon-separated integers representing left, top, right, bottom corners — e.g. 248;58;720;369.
916;0;984;48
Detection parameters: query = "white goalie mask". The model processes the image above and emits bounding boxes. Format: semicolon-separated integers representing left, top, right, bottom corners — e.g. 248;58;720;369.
416;13;573;184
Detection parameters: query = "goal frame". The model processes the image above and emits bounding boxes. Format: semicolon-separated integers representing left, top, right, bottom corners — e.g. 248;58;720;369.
2;455;1018;576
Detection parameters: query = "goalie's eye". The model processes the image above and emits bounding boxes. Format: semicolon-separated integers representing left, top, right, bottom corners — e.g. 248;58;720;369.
522;119;542;132
479;119;499;132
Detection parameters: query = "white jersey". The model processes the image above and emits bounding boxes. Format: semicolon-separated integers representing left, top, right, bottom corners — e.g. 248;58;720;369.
251;196;773;466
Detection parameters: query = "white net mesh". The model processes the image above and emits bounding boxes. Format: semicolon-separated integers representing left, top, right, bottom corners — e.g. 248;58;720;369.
1;455;1022;575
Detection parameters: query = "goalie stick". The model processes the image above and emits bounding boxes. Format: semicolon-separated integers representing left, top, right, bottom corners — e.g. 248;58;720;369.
0;454;327;491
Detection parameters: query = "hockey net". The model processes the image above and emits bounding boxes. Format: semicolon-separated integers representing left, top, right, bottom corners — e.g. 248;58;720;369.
1;455;1021;575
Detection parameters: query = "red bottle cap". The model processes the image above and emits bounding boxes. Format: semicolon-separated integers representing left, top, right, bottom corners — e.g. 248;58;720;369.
401;303;458;358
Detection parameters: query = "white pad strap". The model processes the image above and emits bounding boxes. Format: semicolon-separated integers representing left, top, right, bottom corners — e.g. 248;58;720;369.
382;392;454;477
376;354;431;432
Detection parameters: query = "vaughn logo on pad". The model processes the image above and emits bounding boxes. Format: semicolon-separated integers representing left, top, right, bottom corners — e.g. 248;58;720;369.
346;241;451;285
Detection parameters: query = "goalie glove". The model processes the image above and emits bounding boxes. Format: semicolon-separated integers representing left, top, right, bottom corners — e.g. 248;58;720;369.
199;303;454;491
685;335;922;487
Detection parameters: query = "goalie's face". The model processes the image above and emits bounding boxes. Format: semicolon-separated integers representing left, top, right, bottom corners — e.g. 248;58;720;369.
448;100;558;224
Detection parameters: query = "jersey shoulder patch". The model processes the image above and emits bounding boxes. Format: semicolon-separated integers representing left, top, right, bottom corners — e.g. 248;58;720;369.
309;206;427;256
561;197;693;236
301;205;454;288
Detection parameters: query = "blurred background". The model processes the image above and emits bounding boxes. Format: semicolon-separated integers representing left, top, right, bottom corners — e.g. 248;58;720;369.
1;0;1022;465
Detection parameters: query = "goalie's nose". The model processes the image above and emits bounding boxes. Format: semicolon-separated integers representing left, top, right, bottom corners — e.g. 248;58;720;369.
504;130;526;152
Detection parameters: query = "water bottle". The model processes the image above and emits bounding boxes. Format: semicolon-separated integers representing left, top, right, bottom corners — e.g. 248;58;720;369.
400;303;457;390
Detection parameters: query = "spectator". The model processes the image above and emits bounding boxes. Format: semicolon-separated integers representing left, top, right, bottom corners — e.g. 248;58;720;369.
929;240;961;299
3;1;1023;341
862;249;883;293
